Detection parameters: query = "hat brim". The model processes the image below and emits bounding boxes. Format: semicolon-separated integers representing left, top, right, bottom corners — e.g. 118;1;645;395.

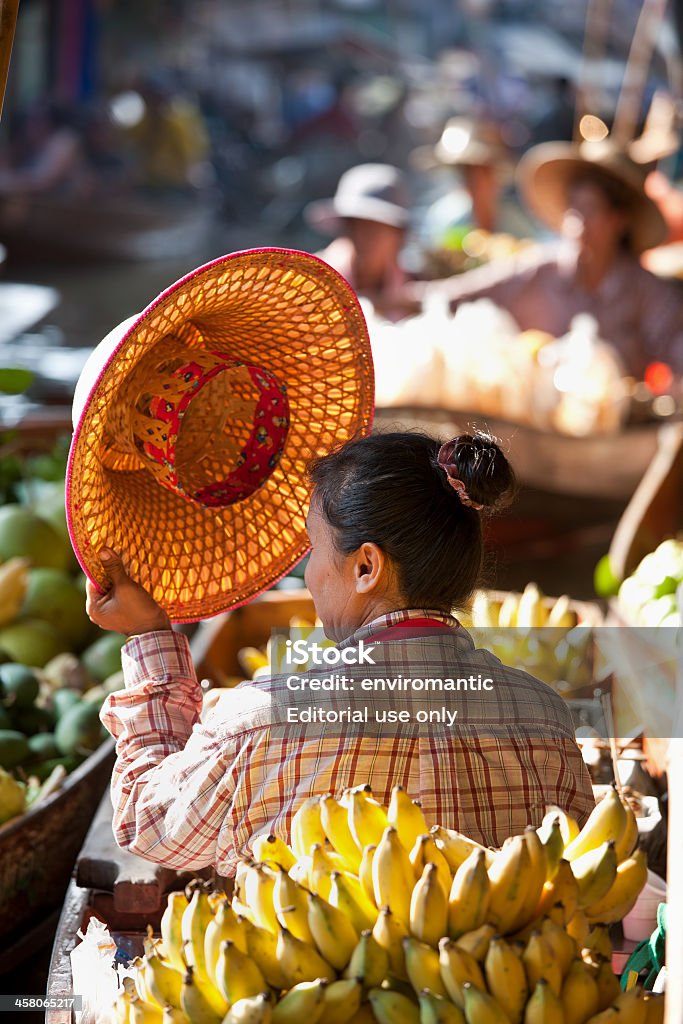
518;143;667;254
305;196;409;235
66;248;375;623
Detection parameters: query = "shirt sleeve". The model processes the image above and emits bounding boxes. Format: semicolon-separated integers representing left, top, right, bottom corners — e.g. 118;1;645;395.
99;631;238;870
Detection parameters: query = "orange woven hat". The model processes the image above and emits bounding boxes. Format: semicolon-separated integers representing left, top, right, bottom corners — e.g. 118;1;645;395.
66;248;374;623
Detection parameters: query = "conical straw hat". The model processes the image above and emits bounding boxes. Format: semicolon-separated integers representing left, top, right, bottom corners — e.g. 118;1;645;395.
66;248;374;623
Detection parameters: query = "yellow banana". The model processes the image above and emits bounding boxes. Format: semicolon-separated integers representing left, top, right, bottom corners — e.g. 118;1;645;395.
613;988;648;1024
368;987;420;1024
271;979;328;1024
410;834;452;899
388;786;429;853
571;842;618;908
241;916;290;990
289;855;313;887
448;850;490;939
484;935;528;1024
536;818;564;881
582;925;612;963
252;833;296;872
487;836;532;934
430;826;487;873
522;931;563;997
319;978;363;1024
309;843;340;901
560;958;600;1024
542;806;580;850
276;924;336;986
372;905;410;980
437;939;486;1009
273;866;315;943
237;646;269;677
162;1007;188;1024
181;891;227;1015
308;890;360;970
143;954;184;1011
231;896;256;925
0;557;29;626
373;826;415;929
403;936;449;999
179;967;225;1024
329;869;378;933
498;591;520;628
594;960;621;1011
547;594;578;628
524;978;564;1024
346;1005;377;1024
223;992;273;1024
112;990;133;1024
410;863;449;947
242;862;279;933
582;1011;619;1024
291;796;327;859
215;940;267;1006
536;858;579;924
564;789;626;863
511;829;548;932
613;802;639;864
584;849;648;923
349;786;390;851
204;900;247;984
566;911;590;947
418;989;466;1024
540;916;577;977
359;843;377;904
320;793;363;872
160;891;189;973
344;929;390;989
454;924;496;962
516;582;547;629
128;996;164;1024
461;981;509;1024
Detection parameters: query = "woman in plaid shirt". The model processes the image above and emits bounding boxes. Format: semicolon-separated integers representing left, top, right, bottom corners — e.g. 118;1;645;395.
89;430;594;875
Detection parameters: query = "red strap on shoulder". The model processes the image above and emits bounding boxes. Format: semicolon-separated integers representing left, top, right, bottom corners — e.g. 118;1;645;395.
372;617;455;641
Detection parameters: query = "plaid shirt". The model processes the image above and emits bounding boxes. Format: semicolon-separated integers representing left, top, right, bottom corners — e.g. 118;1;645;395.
101;609;595;876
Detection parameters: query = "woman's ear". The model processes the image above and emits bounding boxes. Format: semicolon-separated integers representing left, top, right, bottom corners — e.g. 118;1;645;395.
354;542;385;594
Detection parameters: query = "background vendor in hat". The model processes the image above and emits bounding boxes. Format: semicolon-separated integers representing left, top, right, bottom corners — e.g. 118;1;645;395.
68;249;593;875
305;163;414;321
415;117;534;249
421;138;683;380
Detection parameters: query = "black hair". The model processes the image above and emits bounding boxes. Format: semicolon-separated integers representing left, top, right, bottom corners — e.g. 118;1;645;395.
308;430;516;610
568;167;635;249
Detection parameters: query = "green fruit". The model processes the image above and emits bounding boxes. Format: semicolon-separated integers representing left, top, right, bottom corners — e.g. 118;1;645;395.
21;568;90;650
54;702;103;757
0;766;26;824
593;554;621;599
52;688;82;719
80;634;126;683
27;732;60;761
0;730;30;769
10;705;55;735
0;663;40;708
0;620;68;668
43;652;92;692
0;504;72;571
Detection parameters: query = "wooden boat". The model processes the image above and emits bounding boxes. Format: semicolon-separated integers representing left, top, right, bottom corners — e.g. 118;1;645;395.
0;191;218;263
373;405;669;501
0;737;115;974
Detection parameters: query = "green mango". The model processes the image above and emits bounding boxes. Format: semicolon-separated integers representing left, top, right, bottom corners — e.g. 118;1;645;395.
0;730;30;769
54;702;103;757
0;663;40;709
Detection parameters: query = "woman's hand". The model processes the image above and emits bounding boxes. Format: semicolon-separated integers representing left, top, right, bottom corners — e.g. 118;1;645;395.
86;549;172;636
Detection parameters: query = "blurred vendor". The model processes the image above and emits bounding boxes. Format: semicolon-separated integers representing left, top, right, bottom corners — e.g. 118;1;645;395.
425;139;683;379
416;117;533;246
306;163;413;320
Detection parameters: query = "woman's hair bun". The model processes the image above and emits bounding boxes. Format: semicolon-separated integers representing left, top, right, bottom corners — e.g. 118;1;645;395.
437;431;516;512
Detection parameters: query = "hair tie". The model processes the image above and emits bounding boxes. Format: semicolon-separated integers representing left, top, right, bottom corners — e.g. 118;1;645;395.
437;440;484;511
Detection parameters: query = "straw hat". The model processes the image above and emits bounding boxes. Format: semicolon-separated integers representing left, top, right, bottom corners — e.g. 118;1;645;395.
305;164;410;234
412;118;510;172
66;248;374;623
517;138;667;254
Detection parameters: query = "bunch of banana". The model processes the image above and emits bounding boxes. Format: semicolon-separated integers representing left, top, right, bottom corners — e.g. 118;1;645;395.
111;784;660;1024
468;585;579;631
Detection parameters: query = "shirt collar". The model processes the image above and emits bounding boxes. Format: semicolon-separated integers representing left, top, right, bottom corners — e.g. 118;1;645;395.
337;608;460;649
